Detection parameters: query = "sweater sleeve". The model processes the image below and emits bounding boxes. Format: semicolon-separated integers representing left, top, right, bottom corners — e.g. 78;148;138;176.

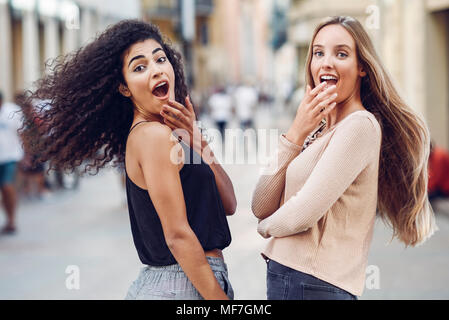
257;115;380;238
251;134;302;220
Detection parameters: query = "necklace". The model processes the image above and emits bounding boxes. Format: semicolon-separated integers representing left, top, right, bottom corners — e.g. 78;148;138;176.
301;118;327;152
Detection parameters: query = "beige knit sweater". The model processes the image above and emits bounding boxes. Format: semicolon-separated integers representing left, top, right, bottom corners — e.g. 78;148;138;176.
252;110;382;296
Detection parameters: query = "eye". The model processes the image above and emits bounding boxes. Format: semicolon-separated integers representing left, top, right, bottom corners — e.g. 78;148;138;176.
133;65;146;72
313;51;324;57
337;52;348;58
157;56;167;63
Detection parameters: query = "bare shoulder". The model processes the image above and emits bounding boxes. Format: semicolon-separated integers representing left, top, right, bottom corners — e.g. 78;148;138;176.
127;122;185;172
128;121;175;148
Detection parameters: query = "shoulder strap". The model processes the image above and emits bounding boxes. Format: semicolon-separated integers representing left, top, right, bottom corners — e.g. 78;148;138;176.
129;121;150;135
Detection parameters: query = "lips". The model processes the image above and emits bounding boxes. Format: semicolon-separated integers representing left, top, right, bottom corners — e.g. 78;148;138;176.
152;80;169;99
320;74;338;86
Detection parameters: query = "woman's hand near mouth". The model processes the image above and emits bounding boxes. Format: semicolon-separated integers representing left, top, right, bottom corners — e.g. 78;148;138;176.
160;96;201;149
160;96;237;216
285;81;338;146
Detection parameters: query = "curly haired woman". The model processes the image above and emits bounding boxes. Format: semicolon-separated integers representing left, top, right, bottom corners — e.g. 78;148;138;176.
21;20;236;300
251;16;437;300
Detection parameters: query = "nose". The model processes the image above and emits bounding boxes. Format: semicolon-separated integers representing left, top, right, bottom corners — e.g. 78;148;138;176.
321;54;334;70
150;60;163;79
151;67;163;79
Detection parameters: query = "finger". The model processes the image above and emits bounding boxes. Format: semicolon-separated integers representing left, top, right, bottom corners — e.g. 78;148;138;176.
303;85;312;103
318;101;337;115
185;96;195;113
161;110;181;125
323;102;337;115
309;81;328;96
167;99;189;115
161;105;184;122
310;87;337;109
313;94;338;115
162;117;176;130
315;85;337;100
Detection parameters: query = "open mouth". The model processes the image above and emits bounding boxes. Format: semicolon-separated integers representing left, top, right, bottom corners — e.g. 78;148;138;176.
152;81;169;98
320;75;338;86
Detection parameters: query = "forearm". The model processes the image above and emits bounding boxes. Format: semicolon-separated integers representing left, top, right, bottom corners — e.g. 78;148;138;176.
208;161;237;215
285;125;308;147
258;116;378;239
251;134;302;219
196;138;237;215
167;230;229;300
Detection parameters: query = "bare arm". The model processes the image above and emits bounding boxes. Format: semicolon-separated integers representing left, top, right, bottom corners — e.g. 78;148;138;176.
198;138;237;215
134;122;228;300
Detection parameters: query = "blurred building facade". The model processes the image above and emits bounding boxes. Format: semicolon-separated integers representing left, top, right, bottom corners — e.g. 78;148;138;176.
142;0;273;103
0;0;141;102
286;0;449;148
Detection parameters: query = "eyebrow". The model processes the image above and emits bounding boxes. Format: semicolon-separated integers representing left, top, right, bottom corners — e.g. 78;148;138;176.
127;47;164;67
313;44;352;50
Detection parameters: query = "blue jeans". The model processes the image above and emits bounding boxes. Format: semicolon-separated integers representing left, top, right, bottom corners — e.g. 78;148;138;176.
266;259;357;300
125;256;234;300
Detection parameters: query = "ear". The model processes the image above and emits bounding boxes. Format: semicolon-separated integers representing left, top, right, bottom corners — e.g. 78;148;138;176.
358;65;367;78
118;83;131;97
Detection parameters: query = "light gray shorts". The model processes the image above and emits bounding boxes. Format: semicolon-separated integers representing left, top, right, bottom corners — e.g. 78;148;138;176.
125;256;234;300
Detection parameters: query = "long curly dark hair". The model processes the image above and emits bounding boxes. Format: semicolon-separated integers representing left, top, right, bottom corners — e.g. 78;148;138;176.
20;20;188;174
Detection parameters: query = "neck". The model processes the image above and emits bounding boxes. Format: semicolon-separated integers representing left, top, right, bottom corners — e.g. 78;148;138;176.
132;101;164;124
133;111;164;125
324;84;364;129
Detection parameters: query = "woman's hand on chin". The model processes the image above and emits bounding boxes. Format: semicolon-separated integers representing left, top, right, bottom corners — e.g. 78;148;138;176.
160;96;202;148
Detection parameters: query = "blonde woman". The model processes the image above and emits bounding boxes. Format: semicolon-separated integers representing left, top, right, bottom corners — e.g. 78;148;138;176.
251;16;437;300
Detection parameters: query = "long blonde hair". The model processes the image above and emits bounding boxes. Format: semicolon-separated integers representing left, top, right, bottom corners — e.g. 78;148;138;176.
305;16;437;246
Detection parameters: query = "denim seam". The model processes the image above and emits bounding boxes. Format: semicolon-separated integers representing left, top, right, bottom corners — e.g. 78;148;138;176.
302;283;352;296
267;270;289;300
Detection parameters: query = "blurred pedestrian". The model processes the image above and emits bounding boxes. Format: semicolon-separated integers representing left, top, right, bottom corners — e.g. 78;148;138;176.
16;95;50;200
208;87;233;140
234;82;258;130
0;91;24;235
20;20;236;300
428;140;449;202
252;16;436;300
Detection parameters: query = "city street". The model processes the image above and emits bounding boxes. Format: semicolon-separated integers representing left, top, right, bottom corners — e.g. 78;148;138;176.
1;109;449;300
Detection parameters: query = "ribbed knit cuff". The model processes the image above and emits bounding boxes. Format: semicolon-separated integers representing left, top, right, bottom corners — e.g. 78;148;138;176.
279;134;302;157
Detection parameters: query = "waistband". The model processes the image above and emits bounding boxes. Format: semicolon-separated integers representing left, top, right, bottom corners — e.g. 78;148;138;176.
145;256;228;273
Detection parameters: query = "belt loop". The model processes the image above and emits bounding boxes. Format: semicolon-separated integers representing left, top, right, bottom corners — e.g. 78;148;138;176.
261;253;270;264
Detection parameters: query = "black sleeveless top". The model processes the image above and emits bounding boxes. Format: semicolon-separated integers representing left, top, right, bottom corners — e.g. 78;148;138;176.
125;122;232;266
